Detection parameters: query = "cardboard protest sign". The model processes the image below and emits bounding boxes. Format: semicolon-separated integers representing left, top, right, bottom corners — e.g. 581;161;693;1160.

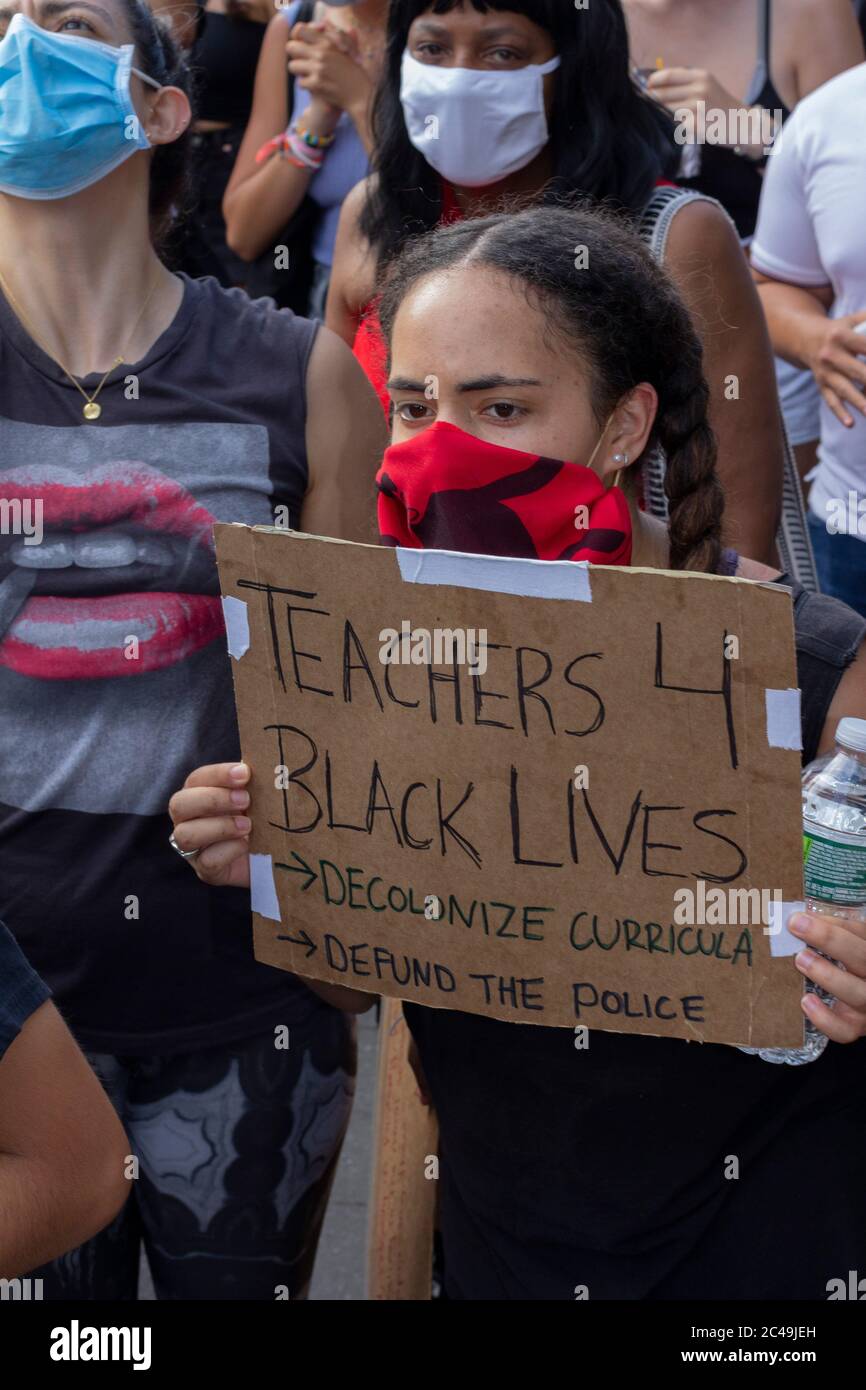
215;525;807;1048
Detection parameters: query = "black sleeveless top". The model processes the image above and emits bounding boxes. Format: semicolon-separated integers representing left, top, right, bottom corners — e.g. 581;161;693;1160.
190;10;268;127
679;0;791;240
405;579;866;1300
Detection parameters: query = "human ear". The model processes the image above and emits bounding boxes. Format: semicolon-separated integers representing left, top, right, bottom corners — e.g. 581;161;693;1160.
141;86;191;147
598;383;658;484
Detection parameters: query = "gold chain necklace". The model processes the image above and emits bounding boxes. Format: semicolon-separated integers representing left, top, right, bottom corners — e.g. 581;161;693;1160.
0;264;162;422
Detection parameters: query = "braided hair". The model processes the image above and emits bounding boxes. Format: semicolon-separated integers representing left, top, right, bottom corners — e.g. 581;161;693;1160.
118;0;196;243
377;204;725;574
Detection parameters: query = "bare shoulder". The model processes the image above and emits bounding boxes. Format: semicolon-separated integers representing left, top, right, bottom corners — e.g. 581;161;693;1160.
306;322;362;382
335;175;379;266
782;0;865;80
343;173;378;219
262;7;293;48
663;196;741;268
782;0;858;35
330;176;380;322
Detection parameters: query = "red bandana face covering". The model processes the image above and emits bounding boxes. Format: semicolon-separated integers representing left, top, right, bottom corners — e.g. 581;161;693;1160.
376;420;633;564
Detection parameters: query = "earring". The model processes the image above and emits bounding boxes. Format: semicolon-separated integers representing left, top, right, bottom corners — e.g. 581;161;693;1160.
610;453;628;491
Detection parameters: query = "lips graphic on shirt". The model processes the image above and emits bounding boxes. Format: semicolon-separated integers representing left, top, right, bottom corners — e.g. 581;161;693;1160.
0;461;224;679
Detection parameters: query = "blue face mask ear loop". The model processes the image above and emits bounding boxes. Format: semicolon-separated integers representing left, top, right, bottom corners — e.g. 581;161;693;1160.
127;59;164;147
132;68;163;93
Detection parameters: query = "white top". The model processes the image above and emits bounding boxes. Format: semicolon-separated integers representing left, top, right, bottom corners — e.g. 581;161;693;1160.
751;63;866;535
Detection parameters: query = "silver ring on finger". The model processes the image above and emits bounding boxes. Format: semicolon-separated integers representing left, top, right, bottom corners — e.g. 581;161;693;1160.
169;831;201;862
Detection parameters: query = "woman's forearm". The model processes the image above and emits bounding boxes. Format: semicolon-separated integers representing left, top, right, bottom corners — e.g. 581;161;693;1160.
755;280;831;372
223;154;313;264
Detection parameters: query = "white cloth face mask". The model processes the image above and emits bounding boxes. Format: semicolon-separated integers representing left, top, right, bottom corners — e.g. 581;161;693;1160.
400;50;561;189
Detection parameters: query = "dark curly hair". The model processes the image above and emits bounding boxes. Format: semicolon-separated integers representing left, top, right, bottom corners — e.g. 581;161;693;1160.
361;0;679;270
378;204;724;575
118;0;196;244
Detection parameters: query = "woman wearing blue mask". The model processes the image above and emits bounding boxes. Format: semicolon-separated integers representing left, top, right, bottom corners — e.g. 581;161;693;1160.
0;0;385;1299
326;0;802;578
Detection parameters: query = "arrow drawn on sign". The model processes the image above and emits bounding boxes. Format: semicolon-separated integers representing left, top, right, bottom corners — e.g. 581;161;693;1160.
275;926;317;958
274;852;318;892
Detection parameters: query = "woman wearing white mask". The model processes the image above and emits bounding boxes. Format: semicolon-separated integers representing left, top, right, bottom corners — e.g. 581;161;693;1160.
327;0;794;573
0;0;384;1298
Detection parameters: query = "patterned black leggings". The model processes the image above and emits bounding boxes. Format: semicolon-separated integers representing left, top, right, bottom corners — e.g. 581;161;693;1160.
31;1007;356;1300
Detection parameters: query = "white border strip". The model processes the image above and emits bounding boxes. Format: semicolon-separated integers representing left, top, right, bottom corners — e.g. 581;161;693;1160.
395;547;593;603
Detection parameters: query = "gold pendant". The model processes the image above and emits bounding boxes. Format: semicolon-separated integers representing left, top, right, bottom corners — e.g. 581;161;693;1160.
83;401;101;421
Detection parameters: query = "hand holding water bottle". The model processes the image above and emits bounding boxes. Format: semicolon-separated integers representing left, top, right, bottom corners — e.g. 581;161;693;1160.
791;719;866;1046
788;908;866;1044
740;717;866;1064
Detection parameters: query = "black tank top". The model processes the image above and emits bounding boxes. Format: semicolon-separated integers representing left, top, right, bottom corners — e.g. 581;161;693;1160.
191;9;268;126
404;579;866;1299
680;0;791;240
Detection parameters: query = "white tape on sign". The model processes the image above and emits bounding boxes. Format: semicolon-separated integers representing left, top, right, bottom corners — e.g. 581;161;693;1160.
765;687;802;750
250;853;281;923
221;595;250;660
765;899;807;957
395;547;593;603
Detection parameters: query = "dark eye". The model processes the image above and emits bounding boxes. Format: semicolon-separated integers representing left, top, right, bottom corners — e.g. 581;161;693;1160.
397;401;433;422
414;42;447;60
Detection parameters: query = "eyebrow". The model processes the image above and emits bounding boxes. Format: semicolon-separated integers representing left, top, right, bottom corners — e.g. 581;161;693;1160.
458;375;543;392
387;375;544;394
412;20;529;42
386;378;429;394
36;1;116;21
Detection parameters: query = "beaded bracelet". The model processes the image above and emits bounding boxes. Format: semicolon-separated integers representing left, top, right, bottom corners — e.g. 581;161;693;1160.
255;129;324;171
293;119;337;150
285;129;323;169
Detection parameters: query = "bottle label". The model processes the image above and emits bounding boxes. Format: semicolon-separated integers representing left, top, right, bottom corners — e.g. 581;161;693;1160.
803;824;866;905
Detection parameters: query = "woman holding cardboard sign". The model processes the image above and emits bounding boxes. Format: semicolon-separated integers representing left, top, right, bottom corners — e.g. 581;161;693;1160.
171;205;866;1300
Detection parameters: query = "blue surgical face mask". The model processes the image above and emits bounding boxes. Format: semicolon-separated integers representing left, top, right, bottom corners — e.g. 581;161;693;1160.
0;13;162;200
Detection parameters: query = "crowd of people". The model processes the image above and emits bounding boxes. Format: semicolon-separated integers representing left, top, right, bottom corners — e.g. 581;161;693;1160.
1;0;866;1304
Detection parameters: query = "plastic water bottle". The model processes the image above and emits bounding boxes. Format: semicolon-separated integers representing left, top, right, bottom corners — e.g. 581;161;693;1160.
739;717;866;1064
